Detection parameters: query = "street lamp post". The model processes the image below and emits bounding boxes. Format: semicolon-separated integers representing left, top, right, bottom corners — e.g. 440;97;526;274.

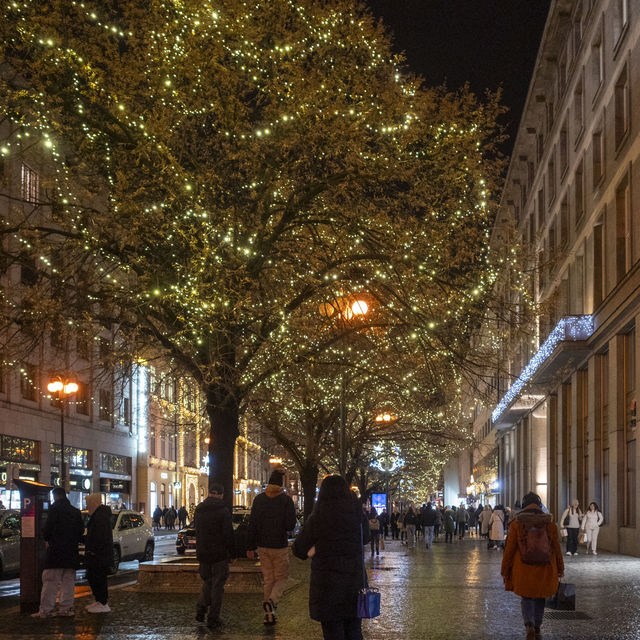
47;376;78;492
319;296;369;477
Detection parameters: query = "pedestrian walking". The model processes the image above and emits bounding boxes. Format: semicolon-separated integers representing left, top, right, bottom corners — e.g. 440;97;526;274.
84;493;113;613
479;504;492;540
0;499;5;509
489;505;506;550
443;506;455;543
247;466;297;625
475;504;484;536
456;504;469;540
559;499;582;556
31;486;84;618
501;492;564;640
194;484;234;629
380;508;389;538
397;509;406;544
368;507;381;555
434;505;443;540
152;506;162;531
422;502;437;548
404;506;417;547
390;507;399;540
293;475;370;640
466;505;477;537
580;502;604;555
165;506;177;530
178;505;188;529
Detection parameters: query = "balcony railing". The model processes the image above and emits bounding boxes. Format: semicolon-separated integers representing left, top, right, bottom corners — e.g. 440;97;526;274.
491;315;594;424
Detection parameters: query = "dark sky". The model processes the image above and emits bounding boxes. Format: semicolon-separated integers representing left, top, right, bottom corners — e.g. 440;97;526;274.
367;0;551;157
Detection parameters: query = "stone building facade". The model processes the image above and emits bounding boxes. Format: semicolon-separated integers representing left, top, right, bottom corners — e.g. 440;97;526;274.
450;0;640;555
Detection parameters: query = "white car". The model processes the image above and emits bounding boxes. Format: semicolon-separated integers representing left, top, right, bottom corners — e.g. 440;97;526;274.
82;509;154;573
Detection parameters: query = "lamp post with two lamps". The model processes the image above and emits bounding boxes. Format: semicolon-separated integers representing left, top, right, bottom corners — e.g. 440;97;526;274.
47;376;78;492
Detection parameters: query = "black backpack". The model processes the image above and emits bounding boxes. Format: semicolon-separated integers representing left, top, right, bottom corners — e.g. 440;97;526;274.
518;521;552;565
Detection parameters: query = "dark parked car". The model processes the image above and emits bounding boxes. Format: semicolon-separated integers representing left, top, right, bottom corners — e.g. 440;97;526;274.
176;507;250;556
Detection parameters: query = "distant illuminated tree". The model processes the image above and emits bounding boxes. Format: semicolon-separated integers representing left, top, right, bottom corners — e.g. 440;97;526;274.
0;0;504;503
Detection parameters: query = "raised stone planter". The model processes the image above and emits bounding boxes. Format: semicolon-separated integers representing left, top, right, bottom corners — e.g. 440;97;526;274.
135;557;263;593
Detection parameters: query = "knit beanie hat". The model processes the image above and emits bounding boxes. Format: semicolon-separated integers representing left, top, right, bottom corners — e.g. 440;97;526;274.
268;467;285;486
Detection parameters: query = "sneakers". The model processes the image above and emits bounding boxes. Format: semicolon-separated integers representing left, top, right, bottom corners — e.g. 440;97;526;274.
86;602;111;614
263;600;276;625
593;551;598;555
566;551;572;556
573;552;579;556
30;611;53;619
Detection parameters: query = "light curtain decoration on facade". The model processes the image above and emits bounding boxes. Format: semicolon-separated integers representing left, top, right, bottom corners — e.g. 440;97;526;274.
491;315;594;424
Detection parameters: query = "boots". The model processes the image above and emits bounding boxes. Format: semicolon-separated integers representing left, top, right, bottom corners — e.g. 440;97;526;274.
525;623;536;640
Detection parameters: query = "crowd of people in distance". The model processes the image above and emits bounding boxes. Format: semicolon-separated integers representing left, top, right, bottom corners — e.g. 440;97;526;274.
152;504;189;530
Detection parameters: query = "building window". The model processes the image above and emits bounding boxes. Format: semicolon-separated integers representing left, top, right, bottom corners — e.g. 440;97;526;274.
21;164;40;203
99;388;112;421
20;363;38;402
548;155;556;204
574;158;584;223
99;452;130;474
572;2;583;58
613;0;629;47
573;74;584;141
122;397;131;426
591;27;604;97
626;440;636;527
614;64;630;149
536;133;544;164
615;173;631;283
20;257;38;287
0;434;40;463
537;188;545;229
560;123;568;177
75;382;90;416
560;195;569;248
149;429;156;456
592;125;604;187
593;217;605;307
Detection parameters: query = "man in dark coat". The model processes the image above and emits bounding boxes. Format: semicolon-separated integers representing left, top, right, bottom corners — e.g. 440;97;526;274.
31;487;84;618
194;484;234;629
178;505;188;529
422;502;438;549
84;493;113;613
247;467;297;625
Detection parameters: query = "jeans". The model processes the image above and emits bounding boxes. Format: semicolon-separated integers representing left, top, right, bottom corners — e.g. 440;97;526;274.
197;560;230;622
86;564;109;605
521;597;545;628
566;527;579;554
258;547;290;605
424;525;434;547
321;617;362;640
405;524;416;547
39;568;76;614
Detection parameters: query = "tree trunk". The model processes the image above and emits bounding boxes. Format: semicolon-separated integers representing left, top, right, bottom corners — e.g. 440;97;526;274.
206;388;240;511
300;464;319;519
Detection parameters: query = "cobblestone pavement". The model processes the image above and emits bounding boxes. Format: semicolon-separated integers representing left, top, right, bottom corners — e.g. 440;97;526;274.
2;535;640;639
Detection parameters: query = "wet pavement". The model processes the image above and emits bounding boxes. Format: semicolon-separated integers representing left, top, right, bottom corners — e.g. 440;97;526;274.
1;533;639;639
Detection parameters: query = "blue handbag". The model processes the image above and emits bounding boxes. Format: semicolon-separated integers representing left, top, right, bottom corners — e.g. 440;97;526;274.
357;524;381;618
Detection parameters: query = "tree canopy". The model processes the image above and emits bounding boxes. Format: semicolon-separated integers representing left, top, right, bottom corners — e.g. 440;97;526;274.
0;0;504;503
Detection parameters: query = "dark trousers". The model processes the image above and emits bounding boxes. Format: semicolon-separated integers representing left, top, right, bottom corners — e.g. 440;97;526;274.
434;524;440;538
445;531;453;543
370;531;380;553
321;617;362;640
197;560;230;622
390;523;399;539
566;527;579;554
86;564;109;605
521;597;545;628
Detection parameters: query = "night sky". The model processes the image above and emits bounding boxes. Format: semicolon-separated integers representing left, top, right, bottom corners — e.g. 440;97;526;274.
367;0;551;157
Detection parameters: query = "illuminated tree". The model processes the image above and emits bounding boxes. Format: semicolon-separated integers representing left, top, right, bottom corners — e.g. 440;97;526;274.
0;0;504;504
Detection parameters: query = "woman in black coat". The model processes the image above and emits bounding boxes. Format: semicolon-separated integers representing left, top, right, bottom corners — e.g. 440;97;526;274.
293;475;370;640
